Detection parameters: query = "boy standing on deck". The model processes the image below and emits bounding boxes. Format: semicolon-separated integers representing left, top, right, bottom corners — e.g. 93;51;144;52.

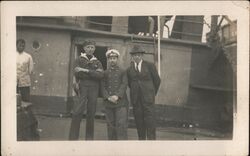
69;40;104;140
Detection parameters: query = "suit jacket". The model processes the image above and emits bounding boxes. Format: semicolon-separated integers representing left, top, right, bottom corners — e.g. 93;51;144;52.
127;60;161;104
101;66;128;108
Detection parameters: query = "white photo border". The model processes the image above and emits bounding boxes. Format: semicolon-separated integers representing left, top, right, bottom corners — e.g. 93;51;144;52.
1;1;249;156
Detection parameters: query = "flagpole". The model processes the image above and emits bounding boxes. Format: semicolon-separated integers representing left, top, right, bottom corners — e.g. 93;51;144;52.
158;16;161;76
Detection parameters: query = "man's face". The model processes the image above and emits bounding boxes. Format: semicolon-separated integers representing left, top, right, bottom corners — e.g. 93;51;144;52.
132;53;143;64
108;56;118;67
17;41;25;53
84;45;95;55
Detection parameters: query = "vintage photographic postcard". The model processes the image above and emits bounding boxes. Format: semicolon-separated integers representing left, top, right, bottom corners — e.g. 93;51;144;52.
1;1;249;156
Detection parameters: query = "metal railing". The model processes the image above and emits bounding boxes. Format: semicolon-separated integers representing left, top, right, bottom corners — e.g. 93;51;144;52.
85;19;128;28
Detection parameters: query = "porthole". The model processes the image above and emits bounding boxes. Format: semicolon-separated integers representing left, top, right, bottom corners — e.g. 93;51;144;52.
32;40;41;51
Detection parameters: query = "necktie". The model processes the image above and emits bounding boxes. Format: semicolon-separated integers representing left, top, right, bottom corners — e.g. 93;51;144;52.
136;63;139;72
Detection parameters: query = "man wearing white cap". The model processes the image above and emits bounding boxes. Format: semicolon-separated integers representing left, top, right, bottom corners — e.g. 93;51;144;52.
101;49;128;140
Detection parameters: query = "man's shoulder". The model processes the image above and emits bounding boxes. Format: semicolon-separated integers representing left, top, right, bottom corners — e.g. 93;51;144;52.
103;69;109;74
126;64;133;71
105;66;125;72
92;59;103;68
23;52;32;58
118;66;127;72
143;60;154;66
77;56;92;62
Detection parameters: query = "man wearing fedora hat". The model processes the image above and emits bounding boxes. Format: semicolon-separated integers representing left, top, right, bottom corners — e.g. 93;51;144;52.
101;49;129;140
69;40;104;140
127;45;161;140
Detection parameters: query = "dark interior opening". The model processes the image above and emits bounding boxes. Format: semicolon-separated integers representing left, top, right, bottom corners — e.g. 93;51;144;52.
94;46;107;70
128;16;158;35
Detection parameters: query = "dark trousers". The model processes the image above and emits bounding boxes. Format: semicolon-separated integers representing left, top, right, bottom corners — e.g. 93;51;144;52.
69;85;99;140
16;86;39;141
17;86;30;102
17;107;40;141
133;91;156;140
105;106;128;140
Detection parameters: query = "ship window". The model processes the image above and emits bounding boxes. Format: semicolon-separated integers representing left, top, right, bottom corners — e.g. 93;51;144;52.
32;40;41;51
87;16;112;32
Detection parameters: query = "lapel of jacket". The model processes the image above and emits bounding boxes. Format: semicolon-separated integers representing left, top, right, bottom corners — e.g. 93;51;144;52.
141;60;146;74
130;62;136;74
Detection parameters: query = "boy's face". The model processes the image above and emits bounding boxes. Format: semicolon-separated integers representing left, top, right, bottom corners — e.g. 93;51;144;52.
132;53;143;64
17;41;25;53
84;44;95;55
108;56;118;66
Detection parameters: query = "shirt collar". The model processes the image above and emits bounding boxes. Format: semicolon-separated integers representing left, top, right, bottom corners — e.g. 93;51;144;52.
17;51;25;55
109;65;119;70
134;59;143;66
80;53;97;61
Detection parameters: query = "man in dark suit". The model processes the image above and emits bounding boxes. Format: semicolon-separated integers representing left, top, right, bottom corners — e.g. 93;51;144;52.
127;45;161;140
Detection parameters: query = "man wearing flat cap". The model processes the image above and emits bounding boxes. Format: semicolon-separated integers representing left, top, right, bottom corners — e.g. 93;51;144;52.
127;45;161;140
69;40;104;140
101;49;128;140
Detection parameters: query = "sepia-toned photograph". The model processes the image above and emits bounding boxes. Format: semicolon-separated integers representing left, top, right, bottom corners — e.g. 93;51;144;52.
1;1;249;156
16;15;236;141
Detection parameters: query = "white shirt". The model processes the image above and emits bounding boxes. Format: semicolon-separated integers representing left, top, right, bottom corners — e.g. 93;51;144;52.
134;60;143;72
16;51;33;87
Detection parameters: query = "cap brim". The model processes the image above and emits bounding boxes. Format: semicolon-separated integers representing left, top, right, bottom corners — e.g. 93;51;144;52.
107;54;119;57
